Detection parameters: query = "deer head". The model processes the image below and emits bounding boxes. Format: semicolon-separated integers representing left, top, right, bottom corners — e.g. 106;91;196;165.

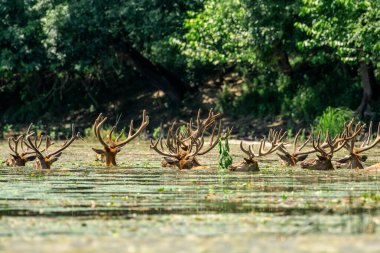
276;129;315;166
151;109;231;170
337;121;379;169
92;110;149;166
229;129;285;172
6;133;37;166
24;124;80;169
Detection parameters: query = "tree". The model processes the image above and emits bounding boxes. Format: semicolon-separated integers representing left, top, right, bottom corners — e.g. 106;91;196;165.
296;0;380;115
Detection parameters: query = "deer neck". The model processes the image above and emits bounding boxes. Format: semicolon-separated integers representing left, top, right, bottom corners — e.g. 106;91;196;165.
35;157;51;170
278;153;297;166
179;155;196;170
103;147;119;166
16;158;27;166
348;155;364;170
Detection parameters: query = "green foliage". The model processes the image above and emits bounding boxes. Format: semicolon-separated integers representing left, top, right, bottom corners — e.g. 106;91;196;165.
314;107;356;138
218;138;233;170
0;0;378;124
296;0;380;65
180;125;187;135
0;0;202;121
153;127;161;139
172;0;255;67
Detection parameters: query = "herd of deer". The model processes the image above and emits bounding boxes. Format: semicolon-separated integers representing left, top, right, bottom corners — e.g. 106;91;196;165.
4;109;380;172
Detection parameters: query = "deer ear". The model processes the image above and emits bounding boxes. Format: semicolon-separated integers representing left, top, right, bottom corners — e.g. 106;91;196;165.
92;148;106;155
163;157;177;163
297;154;308;162
10;154;18;159
243;158;252;164
54;152;63;158
316;154;326;161
49;153;62;164
49;157;59;164
26;155;37;162
336;155;351;163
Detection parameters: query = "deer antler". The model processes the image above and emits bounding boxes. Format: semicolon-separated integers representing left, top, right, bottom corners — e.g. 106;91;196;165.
92;110;149;166
24;124;80;169
6;130;40;167
300;124;362;170
197;122;232;156
93;113;109;148
354;121;380;154
335;121;380;169
183;109;221;141
229;129;284;172
111;110;149;148
311;124;363;157
150;109;231;169
240;129;285;160
8;135;23;156
312;130;345;158
150;137;181;159
48;125;80;157
276;129;317;166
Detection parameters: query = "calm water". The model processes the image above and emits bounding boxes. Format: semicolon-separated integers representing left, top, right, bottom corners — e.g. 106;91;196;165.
0;141;380;252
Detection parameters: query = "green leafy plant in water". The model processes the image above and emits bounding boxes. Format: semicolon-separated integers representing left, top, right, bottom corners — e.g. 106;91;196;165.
180;125;187;135
28;171;45;180
218;138;232;170
153;126;161;139
287;128;293;139
314;107;356;138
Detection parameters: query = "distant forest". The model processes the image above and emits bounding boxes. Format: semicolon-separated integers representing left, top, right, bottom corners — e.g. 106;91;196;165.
1;0;379;126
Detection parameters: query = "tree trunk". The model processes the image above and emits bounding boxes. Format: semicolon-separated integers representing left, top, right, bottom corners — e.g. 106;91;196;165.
115;43;193;104
356;62;378;116
277;51;292;74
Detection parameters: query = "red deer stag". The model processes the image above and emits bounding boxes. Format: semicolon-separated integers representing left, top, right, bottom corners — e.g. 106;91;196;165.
300;128;360;170
337;121;380;169
150;109;231;169
6;131;39;166
24;124;80;169
229;129;285;171
92;110;149;166
276;129;316;166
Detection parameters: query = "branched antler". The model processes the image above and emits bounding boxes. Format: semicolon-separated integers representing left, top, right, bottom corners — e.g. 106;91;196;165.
337;120;380;169
300;126;360;170
5;124;42;166
92;110;149;166
276;129;315;166
150;109;231;169
23;124;80;169
229;129;284;171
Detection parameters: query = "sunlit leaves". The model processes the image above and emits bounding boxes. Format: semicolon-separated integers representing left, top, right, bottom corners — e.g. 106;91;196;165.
172;0;255;66
296;0;380;64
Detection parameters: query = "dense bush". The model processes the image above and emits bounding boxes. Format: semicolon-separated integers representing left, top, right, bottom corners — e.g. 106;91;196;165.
314;107;356;139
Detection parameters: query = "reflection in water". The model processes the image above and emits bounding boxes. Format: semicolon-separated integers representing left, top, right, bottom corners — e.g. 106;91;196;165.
1;167;380;221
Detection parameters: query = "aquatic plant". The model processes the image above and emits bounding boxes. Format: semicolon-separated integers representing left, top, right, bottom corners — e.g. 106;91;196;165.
314;107;356;138
218;138;232;170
